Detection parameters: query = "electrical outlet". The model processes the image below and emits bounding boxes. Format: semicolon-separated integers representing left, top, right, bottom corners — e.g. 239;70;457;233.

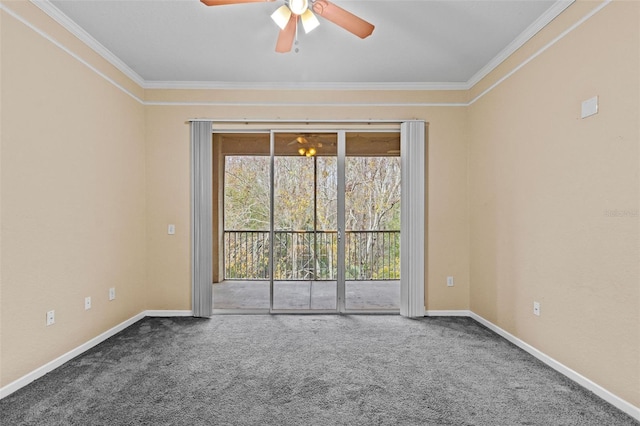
46;310;55;326
85;296;92;310
109;287;116;301
447;276;454;287
533;301;541;316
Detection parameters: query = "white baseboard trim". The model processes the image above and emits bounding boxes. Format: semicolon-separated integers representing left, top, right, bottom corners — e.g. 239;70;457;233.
424;309;471;317
468;311;640;421
0;310;194;400
3;309;638;421
144;310;193;317
0;311;146;399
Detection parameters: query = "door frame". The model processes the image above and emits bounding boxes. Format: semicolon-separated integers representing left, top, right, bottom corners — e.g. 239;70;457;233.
191;120;426;317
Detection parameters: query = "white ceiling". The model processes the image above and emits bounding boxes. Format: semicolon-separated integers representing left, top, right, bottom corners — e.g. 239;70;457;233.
41;0;570;89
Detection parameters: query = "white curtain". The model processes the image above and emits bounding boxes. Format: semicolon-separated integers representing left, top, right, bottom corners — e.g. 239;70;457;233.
400;120;426;317
191;121;213;317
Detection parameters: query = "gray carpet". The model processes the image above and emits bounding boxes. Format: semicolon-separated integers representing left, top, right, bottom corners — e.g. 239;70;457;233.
1;316;637;425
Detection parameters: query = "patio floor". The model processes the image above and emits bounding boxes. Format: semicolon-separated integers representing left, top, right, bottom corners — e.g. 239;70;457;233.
213;280;400;311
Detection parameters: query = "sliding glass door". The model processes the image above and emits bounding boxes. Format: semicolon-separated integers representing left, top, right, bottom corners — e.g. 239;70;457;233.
272;132;338;311
214;129;401;313
270;130;401;313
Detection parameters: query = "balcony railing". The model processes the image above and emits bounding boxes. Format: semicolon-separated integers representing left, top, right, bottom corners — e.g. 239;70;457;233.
224;230;400;281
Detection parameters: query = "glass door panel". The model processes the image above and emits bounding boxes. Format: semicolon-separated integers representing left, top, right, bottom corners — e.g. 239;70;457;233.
215;133;271;310
344;132;401;310
272;132;338;311
215;128;403;313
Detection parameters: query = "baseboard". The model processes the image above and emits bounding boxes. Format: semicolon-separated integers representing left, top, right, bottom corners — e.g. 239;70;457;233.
3;309;638;421
144;310;193;317
468;311;640;421
0;310;195;400
424;309;471;317
0;311;146;399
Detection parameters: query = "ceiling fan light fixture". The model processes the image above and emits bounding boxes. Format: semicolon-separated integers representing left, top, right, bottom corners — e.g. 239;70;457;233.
271;5;292;30
288;0;308;15
202;0;374;54
300;9;320;33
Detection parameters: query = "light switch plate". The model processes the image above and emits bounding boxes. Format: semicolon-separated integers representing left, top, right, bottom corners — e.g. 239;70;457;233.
168;224;176;235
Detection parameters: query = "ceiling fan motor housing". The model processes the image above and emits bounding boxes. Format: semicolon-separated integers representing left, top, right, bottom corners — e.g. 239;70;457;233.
287;0;309;15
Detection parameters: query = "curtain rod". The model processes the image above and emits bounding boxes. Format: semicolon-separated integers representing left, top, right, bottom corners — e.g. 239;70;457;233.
188;119;422;124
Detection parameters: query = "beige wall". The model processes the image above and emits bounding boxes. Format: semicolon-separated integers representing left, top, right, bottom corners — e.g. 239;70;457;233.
469;0;639;407
1;4;147;386
1;0;637;413
144;104;470;311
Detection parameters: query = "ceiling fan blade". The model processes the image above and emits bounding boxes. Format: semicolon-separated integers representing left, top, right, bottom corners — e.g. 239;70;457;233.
275;14;297;53
288;136;310;145
200;0;275;6
312;0;374;39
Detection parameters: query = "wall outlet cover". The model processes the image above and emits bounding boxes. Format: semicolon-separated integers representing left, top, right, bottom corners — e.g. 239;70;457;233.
46;310;55;326
533;301;541;316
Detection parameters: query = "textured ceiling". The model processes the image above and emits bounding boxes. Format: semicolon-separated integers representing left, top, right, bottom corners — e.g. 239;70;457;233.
44;0;568;88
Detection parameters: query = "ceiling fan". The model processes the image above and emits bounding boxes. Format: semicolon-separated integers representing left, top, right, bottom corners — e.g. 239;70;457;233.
287;134;335;156
200;0;375;53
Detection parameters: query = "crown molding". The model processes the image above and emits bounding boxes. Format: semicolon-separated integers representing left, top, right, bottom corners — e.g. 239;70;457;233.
141;80;469;91
28;0;466;92
146;100;468;107
468;0;610;106
466;0;575;88
30;0;146;88
2;1;144;104
12;0;603;103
